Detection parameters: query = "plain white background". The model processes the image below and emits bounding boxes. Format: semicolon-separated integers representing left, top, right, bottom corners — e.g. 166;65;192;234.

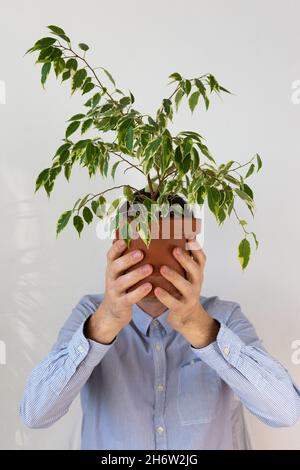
1;0;300;450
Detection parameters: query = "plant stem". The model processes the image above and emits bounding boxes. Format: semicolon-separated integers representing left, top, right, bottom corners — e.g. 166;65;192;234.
232;207;249;236
161;167;176;182
230;156;255;173
59;44;118;105
152;166;162;198
158;73;209;114
147;175;156;199
124;166;137;174
110;151;144;175
77;184;143;213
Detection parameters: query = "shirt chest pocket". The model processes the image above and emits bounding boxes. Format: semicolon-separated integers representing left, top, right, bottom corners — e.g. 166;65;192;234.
177;358;221;425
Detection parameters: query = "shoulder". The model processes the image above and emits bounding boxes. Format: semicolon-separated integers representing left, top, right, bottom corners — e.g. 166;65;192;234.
63;293;105;327
51;293;105;350
200;295;243;324
74;293;105;314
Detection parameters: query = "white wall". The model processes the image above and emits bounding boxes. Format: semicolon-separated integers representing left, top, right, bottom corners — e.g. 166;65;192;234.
1;0;300;450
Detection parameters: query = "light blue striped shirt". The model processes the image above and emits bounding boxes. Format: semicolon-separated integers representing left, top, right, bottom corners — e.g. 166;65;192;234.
20;294;300;450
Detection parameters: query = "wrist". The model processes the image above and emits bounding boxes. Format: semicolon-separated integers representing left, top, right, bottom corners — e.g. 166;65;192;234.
181;304;220;349
85;304;123;345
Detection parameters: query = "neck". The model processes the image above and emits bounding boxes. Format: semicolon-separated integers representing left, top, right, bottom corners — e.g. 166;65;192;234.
137;297;168;317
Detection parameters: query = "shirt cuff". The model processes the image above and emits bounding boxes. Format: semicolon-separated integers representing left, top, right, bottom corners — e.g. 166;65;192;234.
191;321;244;370
68;316;116;368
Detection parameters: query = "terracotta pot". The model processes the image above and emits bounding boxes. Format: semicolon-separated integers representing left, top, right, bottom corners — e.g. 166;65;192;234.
114;216;201;297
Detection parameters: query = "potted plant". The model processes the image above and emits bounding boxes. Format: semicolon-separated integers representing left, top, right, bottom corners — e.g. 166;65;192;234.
26;25;262;293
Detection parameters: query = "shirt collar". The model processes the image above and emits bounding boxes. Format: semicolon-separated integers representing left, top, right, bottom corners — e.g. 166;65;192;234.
132;303;173;336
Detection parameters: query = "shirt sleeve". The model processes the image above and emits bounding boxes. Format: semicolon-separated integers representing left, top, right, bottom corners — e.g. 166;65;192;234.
191;300;300;427
20;294;114;428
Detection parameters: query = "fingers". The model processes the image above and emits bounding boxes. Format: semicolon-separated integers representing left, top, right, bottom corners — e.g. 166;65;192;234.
185;237;202;252
116;264;153;292
172;247;202;282
186;237;207;266
104;241;153;319
109;249;145;280
154;287;181;310
112;250;144;276
191;247;206;266
123;282;153;304
160;265;191;296
107;239;128;263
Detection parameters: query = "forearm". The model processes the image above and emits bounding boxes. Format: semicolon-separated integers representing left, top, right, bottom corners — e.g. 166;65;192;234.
20;317;113;428
192;322;300;427
84;303;124;345
178;304;220;348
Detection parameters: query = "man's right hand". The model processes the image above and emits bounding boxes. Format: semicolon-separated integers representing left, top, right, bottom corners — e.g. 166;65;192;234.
85;239;153;344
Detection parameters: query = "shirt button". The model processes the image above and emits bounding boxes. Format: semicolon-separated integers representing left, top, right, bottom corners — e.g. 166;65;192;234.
154;343;161;352
157;384;164;392
223;346;230;356
156;426;164;434
152;320;159;327
77;345;86;354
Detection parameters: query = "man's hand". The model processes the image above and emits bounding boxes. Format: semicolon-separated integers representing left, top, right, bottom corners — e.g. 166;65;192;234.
154;240;220;348
85;239;153;344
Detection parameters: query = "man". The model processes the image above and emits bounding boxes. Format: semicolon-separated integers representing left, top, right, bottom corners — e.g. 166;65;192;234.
20;201;300;450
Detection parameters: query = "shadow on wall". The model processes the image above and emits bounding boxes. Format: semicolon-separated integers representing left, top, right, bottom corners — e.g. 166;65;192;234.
0;166;82;449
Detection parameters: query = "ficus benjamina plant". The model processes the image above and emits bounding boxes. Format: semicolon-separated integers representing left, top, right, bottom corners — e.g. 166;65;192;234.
26;24;262;269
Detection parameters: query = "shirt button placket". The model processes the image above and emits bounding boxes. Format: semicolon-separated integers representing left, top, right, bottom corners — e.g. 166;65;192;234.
150;320;167;450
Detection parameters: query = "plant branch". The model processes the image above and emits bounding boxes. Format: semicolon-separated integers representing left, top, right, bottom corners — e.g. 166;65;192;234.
147;175;156;199
124;166;137;174
159;73;210;112
76;184;142;213
153;165;163;198
161;167;177;182
110;151;144;175
232;207;250;236
230;156;255;173
155;166;161;183
59;45;118;105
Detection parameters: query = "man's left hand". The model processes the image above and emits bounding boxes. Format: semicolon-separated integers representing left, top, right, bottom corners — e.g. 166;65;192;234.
154;240;220;348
